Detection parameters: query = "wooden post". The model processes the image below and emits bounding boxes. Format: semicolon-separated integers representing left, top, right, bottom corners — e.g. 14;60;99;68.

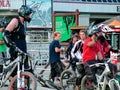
53;9;79;31
76;9;79;26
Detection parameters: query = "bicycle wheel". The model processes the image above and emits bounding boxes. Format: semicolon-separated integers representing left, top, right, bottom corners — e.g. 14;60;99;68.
8;71;37;90
81;75;96;90
60;69;76;90
109;79;120;90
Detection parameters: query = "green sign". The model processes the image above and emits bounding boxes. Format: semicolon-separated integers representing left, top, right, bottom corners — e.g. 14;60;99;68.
55;16;76;42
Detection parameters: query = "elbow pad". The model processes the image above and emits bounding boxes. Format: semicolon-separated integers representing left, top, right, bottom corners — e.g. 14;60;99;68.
2;30;15;47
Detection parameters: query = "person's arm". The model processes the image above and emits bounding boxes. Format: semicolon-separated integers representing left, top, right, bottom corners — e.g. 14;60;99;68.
55;47;61;52
87;35;96;47
2;18;18;47
5;18;18;32
65;43;71;58
105;40;118;53
71;42;78;58
0;40;4;44
97;51;104;60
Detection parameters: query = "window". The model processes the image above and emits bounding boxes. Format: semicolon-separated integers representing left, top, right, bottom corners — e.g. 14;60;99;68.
26;31;52;43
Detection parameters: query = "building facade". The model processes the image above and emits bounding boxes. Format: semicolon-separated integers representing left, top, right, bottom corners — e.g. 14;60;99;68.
53;0;120;26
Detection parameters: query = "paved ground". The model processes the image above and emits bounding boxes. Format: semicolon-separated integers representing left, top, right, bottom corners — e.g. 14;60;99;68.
0;82;56;90
0;62;72;90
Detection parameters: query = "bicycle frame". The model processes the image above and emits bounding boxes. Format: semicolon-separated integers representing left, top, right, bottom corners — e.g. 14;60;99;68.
17;52;25;89
95;63;111;90
90;62;120;90
0;57;18;87
0;50;27;89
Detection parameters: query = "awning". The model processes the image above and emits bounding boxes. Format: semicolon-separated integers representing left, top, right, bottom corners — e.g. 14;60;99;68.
108;19;120;27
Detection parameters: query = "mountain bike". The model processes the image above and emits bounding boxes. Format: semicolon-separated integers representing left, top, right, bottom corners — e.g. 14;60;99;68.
3;47;37;90
81;58;120;90
60;61;85;90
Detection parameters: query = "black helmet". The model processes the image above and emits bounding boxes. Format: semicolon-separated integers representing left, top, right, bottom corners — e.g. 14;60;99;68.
18;5;33;22
0;17;7;28
0;20;5;28
87;25;101;36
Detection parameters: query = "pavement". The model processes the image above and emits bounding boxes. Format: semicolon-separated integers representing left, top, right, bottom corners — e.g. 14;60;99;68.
0;62;72;90
0;82;56;90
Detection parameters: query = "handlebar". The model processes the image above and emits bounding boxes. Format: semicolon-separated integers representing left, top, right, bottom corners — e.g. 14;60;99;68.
16;47;31;58
89;57;113;68
89;63;105;67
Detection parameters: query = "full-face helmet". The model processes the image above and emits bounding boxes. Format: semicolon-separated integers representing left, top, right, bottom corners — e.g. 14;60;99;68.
98;24;113;33
0;17;7;28
18;5;33;22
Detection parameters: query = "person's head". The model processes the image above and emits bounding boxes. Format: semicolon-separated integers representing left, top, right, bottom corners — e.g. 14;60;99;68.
53;32;61;40
79;30;87;40
71;34;78;43
97;24;111;39
87;26;101;37
18;5;33;22
0;18;5;31
98;24;112;33
0;21;4;29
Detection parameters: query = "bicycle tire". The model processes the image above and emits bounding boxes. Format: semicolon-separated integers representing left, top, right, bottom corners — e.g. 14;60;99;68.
109;79;120;90
8;71;37;90
60;69;76;90
81;75;96;90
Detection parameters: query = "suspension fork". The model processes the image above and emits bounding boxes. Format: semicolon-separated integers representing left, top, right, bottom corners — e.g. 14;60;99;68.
17;55;23;89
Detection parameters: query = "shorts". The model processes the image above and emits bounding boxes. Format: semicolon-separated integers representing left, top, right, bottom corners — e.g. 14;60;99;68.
50;61;63;78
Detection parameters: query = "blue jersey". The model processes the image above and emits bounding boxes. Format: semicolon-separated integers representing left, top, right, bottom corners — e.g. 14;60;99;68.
49;40;61;64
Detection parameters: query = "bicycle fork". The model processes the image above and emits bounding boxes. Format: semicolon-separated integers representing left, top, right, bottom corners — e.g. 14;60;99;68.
17;55;25;89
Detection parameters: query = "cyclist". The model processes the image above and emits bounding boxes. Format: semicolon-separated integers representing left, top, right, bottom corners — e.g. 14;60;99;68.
64;34;78;70
2;5;33;80
97;24;118;58
82;26;104;86
96;25;118;74
71;30;87;90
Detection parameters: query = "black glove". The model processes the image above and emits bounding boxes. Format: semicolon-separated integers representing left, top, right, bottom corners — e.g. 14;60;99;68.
97;59;105;63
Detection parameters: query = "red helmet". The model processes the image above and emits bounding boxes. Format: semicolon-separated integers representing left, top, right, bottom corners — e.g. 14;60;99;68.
98;24;113;33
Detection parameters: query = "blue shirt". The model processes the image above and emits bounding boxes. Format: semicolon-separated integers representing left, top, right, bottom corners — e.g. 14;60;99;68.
49;40;61;64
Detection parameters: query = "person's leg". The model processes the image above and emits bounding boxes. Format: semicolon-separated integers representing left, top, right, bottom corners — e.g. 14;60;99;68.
75;77;81;90
50;63;56;82
55;61;63;87
84;60;97;84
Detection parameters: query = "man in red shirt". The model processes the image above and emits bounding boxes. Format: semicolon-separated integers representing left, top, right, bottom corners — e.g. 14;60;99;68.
82;27;103;84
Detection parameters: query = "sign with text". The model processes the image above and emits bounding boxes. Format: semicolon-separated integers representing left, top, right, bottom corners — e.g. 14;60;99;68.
0;0;23;9
117;6;120;12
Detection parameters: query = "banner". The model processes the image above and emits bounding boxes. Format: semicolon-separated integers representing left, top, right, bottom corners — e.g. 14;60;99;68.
55;16;76;42
27;0;52;28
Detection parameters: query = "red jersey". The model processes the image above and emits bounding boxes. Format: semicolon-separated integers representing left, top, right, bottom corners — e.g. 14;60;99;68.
97;40;109;58
83;37;101;63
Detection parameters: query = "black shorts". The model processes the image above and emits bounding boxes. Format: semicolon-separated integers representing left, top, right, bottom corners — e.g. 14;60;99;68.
76;70;85;85
50;61;63;78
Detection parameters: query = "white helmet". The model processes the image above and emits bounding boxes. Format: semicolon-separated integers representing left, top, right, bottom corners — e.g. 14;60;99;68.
98;24;113;32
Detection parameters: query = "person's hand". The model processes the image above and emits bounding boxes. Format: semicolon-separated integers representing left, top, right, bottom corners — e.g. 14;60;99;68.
97;59;106;63
64;58;68;63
